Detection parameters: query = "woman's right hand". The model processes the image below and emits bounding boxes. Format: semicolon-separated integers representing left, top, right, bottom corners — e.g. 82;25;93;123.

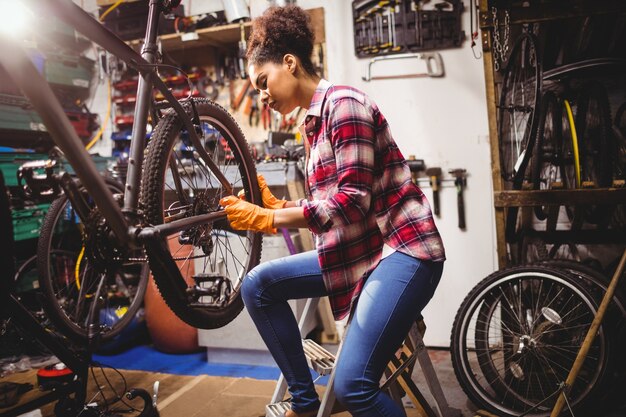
257;175;287;209
238;175;287;209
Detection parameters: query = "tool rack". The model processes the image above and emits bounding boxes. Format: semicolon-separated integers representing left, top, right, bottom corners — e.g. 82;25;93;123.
478;0;626;267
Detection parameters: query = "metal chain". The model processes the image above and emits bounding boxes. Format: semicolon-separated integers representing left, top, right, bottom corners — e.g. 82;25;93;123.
491;6;510;71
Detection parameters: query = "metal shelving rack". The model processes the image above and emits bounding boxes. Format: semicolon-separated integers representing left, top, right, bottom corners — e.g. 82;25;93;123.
478;0;626;268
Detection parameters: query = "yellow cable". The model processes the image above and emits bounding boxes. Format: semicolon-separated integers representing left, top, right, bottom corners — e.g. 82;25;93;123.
99;0;126;22
75;246;85;290
86;78;111;150
564;99;581;188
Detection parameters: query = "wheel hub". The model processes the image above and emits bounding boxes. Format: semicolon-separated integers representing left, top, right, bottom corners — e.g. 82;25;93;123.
177;191;214;256
83;209;124;272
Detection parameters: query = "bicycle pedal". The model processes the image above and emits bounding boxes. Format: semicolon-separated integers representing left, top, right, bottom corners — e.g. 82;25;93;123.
192;273;223;285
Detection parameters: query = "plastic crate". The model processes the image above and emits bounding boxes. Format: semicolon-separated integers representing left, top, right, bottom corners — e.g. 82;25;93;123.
44;53;94;91
12;203;50;241
0;94;47;133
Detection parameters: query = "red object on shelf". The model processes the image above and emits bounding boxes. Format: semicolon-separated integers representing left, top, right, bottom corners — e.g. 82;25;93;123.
114;94;137;105
113;78;139;91
66;110;98;140
115;114;134;126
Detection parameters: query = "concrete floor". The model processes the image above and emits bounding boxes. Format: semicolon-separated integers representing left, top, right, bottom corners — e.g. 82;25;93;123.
4;349;476;417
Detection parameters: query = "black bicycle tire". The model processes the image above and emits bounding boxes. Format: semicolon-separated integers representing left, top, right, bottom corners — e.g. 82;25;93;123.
36;177;149;343
575;82;613;188
538;259;626;318
450;265;615;417
614;102;626;180
575;82;614;225
531;91;563;221
498;33;542;188
141;98;262;329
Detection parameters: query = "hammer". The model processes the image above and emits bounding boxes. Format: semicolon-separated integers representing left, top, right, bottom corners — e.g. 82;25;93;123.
449;168;467;229
425;167;442;217
406;155;425;184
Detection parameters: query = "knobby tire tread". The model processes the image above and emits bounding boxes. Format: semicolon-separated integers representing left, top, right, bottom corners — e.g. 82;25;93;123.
37;177;148;343
141;98;262;329
450;265;616;417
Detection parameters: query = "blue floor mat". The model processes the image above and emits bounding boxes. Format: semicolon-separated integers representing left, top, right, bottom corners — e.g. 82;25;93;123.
92;345;280;380
92;344;328;385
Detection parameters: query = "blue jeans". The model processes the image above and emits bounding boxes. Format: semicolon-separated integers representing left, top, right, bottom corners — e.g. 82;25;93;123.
241;250;443;416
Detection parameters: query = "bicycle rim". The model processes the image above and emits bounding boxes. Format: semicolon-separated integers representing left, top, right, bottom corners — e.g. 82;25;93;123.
451;266;611;417
498;33;542;187
37;179;148;343
575;82;613;188
141;98;262;329
532;91;563;221
562;99;581;189
613;102;626;180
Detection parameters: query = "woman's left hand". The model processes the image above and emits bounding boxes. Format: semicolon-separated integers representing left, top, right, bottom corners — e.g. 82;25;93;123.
219;196;277;234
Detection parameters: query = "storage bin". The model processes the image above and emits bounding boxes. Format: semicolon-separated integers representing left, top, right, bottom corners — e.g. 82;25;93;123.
44;53;94;92
12;203;50;242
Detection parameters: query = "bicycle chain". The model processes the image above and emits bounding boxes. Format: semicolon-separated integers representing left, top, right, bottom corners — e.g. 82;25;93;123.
491;6;510;72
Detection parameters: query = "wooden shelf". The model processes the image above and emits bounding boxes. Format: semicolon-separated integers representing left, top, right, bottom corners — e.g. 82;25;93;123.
522;229;626;245
485;0;626;25
127;7;325;53
128;21;251;51
494;188;626;208
480;0;626;266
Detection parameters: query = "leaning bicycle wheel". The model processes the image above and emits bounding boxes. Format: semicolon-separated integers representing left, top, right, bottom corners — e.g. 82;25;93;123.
37;178;148;342
575;82;614;224
575;82;613;188
451;266;616;417
498;33;542;188
141;98;262;329
531;91;564;220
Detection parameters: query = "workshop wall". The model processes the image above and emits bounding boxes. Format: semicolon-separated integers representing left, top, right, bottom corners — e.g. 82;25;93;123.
84;0;497;347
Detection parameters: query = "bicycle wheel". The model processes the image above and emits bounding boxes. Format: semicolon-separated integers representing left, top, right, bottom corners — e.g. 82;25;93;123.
498;33;542;188
575;82;613;188
613;101;626;180
37;178;148;343
141;98;262;329
561;98;580;190
575;82;614;224
451;266;616;417
531;91;564;220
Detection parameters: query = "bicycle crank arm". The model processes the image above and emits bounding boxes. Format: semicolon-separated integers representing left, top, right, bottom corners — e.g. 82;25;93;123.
137;211;227;240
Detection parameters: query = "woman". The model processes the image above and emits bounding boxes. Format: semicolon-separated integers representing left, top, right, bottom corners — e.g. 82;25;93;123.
219;5;445;417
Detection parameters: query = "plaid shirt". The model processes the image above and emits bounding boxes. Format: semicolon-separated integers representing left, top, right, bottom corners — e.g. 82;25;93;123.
300;79;446;320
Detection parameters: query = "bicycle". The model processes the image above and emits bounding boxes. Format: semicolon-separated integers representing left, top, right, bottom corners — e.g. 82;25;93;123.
0;0;263;339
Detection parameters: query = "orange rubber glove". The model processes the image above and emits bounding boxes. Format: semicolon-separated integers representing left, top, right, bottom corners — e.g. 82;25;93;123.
257;175;287;209
237;175;287;209
220;195;276;234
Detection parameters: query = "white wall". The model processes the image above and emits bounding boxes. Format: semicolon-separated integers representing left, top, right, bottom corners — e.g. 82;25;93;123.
86;0;499;347
296;0;498;347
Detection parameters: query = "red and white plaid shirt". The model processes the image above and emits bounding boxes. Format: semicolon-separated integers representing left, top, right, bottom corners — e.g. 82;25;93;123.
300;79;446;320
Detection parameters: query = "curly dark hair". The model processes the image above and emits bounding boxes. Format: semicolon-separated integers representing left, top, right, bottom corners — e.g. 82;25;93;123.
246;5;317;76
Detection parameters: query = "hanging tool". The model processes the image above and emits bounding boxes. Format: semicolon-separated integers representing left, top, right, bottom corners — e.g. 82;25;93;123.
248;91;260;127
449;168;467;230
237;22;247;79
425;167;442;217
406;155;425;185
261;102;272;130
231;79;250;111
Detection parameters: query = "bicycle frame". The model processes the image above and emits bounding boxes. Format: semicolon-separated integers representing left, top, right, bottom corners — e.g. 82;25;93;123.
0;0;230;248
